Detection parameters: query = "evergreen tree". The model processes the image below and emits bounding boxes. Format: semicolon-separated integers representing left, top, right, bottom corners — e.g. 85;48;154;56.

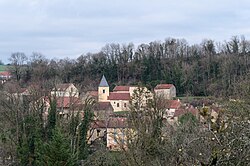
43;127;77;166
17;115;45;166
47;97;57;140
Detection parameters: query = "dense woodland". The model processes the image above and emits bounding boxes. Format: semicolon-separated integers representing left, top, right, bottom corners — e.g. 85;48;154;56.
0;36;250;165
3;35;250;98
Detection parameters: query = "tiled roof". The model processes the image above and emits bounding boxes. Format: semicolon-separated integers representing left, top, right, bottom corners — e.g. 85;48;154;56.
113;86;130;92
56;97;81;108
174;107;198;117
0;71;11;77
99;75;109;87
155;84;174;89
169;100;181;109
91;118;128;128
108;92;130;100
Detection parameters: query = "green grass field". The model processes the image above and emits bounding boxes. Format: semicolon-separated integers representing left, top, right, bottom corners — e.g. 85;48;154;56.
177;96;214;103
0;65;12;72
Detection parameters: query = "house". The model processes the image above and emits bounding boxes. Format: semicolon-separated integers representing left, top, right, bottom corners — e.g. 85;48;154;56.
154;84;176;99
51;83;79;98
93;102;113;120
42;96;83;119
89;117;128;151
113;86;140;96
106;117;128;150
167;105;199;124
108;93;130;112
164;99;181;118
0;71;11;83
88;120;107;145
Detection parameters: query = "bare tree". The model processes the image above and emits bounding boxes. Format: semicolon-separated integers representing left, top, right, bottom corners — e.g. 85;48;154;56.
9;52;28;82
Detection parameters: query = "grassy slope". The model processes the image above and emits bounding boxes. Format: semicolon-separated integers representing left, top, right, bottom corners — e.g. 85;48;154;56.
0;65;12;72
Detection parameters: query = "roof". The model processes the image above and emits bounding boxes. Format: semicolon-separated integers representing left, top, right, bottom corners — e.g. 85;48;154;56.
0;71;11;77
94;102;113;111
113;86;130;92
56;97;81;108
55;83;72;91
99;75;109;87
155;84;174;90
174;107;198;117
169;100;181;109
91;118;128;128
108;92;130;100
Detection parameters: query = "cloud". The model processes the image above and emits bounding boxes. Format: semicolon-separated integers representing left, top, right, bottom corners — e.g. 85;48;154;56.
1;0;250;63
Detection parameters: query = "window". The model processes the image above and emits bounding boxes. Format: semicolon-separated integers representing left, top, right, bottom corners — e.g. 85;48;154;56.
103;89;105;93
97;129;100;137
117;103;119;107
124;103;127;107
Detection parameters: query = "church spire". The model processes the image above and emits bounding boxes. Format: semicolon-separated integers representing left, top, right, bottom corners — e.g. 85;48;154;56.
99;75;109;87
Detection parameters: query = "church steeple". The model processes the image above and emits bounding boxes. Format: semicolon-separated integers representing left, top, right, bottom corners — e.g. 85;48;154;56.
98;75;109;102
99;75;109;87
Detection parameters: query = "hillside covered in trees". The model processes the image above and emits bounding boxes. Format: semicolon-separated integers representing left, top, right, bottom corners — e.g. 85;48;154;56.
4;35;250;99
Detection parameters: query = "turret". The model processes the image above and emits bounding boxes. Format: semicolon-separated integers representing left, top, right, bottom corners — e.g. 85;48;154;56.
98;75;109;102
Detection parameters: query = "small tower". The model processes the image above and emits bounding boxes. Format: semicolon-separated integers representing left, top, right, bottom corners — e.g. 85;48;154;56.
98;75;109;102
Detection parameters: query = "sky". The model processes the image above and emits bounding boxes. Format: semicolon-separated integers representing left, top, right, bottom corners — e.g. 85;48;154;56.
1;0;250;63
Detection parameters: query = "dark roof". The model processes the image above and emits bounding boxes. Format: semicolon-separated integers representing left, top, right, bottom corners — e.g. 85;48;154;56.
55;83;72;91
94;102;113;111
155;84;174;89
91;118;128;128
113;86;130;92
56;97;81;108
108;92;130;100
99;75;109;87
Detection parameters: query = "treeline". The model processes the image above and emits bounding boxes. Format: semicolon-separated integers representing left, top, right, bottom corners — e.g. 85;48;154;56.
6;35;250;98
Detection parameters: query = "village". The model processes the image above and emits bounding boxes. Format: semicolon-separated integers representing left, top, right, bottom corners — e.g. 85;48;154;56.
1;74;221;152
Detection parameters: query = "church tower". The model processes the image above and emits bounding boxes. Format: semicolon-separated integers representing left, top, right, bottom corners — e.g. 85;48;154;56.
98;75;109;102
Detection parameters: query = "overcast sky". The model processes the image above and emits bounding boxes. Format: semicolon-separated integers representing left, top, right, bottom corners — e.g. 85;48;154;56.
1;0;250;63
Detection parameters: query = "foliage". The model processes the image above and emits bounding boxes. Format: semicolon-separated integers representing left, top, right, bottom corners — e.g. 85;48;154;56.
78;97;95;160
42;127;77;166
179;112;198;125
83;150;123;166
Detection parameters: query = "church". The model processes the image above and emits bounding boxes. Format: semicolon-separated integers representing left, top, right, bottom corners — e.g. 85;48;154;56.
96;75;176;112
